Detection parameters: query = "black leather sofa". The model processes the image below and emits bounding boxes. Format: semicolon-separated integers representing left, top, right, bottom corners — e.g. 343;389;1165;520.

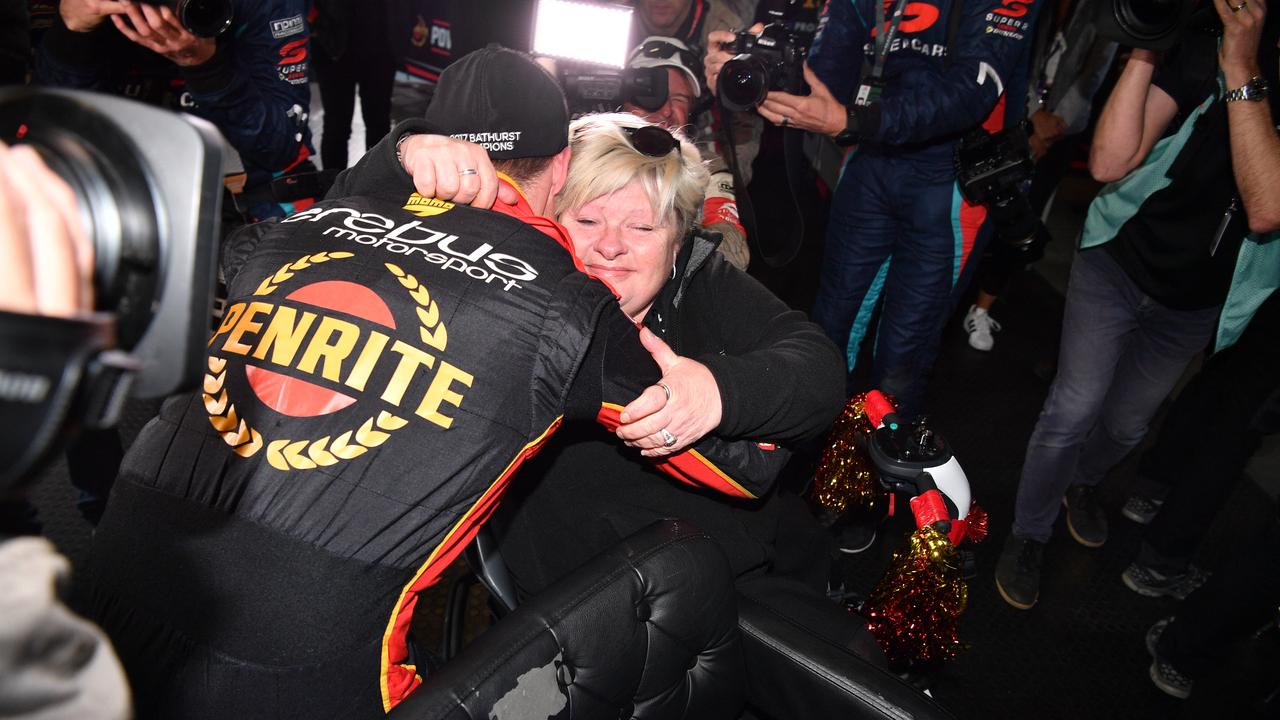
389;519;745;719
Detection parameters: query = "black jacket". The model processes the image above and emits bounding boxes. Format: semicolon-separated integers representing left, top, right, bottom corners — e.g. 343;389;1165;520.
496;230;846;590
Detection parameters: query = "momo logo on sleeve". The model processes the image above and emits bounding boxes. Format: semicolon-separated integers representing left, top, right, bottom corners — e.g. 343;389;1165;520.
205;252;475;472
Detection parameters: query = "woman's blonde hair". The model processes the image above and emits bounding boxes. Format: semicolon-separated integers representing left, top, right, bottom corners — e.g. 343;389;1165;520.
556;113;709;241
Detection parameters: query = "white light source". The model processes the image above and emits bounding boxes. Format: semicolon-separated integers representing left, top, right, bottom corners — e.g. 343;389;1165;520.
533;0;633;68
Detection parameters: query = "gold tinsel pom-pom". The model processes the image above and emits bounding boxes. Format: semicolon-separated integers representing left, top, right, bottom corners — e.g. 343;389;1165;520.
811;393;884;516
861;525;968;670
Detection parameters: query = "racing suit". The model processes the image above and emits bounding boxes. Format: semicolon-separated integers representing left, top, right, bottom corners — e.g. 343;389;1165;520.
807;0;1040;417
35;0;315;220
87;120;784;720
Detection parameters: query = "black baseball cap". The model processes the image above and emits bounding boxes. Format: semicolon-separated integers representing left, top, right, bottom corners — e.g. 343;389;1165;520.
423;44;570;161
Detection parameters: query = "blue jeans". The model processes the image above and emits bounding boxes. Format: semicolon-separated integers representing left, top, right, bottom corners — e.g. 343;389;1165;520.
812;152;988;418
1012;248;1220;543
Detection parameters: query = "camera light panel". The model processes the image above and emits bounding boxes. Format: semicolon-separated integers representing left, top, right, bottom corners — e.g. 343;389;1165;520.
533;0;633;68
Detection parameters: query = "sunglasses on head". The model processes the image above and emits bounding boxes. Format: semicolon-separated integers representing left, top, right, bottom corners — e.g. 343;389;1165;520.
635;39;699;73
622;125;679;158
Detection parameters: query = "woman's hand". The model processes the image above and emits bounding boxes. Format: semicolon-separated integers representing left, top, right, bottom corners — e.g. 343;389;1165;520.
0;142;93;318
617;328;723;458
397;134;520;208
111;2;215;67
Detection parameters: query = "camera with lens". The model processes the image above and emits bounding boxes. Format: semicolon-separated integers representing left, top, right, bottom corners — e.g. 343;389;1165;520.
716;1;811;112
558;62;671;117
955;125;1045;256
0;88;223;489
1094;0;1221;50
138;0;234;37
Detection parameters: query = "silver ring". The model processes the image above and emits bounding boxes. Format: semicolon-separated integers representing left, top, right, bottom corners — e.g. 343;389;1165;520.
1231;0;1247;10
459;168;479;176
658;382;673;403
660;428;678;448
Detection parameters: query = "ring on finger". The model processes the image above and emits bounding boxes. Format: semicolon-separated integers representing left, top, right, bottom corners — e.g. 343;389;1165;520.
1230;0;1247;10
659;428;678;448
658;381;673;403
459;168;479;176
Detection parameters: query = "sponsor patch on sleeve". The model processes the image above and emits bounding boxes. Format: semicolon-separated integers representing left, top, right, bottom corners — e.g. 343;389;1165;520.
271;14;305;39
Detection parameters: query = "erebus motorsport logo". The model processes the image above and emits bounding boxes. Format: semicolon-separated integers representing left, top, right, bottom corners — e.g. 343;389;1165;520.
205;252;474;472
282;197;539;293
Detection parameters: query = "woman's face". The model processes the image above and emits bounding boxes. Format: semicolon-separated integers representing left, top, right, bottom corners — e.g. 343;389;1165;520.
562;180;678;320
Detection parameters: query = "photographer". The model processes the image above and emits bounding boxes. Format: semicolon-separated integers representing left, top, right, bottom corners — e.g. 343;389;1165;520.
0;141;129;720
706;0;1042;418
35;0;315;221
624;36;752;269
996;0;1280;611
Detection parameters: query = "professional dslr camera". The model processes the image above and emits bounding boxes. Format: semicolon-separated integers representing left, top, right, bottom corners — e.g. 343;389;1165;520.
716;0;812;112
558;62;671;117
138;0;234;37
955;125;1046;257
0;88;223;490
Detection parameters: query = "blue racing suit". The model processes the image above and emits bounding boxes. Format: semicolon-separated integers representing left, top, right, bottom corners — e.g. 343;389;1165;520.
36;0;315;220
808;0;1040;416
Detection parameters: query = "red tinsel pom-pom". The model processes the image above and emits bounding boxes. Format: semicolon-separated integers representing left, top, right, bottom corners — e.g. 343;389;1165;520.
861;525;968;670
810;393;884;516
964;502;989;544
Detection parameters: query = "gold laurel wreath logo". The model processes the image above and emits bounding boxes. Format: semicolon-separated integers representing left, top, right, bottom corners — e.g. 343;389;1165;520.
385;263;448;352
204;251;424;471
253;251;354;296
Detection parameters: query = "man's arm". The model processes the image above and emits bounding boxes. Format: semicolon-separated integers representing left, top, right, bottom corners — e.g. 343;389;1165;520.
1089;49;1180;182
1218;0;1280;232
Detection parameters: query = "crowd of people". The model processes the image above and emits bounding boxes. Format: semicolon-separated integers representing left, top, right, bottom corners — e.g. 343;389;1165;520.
1;0;1278;717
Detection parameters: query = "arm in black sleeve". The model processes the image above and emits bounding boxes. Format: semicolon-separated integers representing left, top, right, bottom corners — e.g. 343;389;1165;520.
567;293;789;500
220;220;276;285
689;255;846;443
326;117;444;199
179;0;312;173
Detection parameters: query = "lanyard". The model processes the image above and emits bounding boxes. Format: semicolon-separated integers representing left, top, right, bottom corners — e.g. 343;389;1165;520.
872;0;912;82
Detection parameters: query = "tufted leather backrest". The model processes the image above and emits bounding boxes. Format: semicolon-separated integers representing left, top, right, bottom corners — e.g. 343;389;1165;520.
737;593;957;720
389;519;745;720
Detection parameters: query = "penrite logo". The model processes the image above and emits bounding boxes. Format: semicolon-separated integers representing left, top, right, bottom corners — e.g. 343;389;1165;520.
205;252;475;472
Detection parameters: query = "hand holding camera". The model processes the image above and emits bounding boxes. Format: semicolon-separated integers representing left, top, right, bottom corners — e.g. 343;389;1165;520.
60;0;231;65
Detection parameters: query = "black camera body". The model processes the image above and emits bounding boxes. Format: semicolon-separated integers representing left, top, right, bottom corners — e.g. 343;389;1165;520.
0;88;223;489
955;126;1043;252
716;9;811;112
1094;0;1214;51
558;63;670;117
138;0;234;38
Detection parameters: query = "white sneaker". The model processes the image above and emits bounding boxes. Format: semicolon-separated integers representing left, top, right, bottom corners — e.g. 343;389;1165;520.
963;305;1001;351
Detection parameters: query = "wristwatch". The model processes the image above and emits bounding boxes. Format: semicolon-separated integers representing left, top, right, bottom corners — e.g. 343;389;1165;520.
1224;76;1269;103
833;106;860;147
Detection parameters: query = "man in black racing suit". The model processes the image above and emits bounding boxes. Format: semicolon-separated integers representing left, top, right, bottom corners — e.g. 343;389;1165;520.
36;0;316;221
86;45;781;719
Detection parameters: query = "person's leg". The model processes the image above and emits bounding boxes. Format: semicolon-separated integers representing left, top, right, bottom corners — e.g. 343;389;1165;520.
1010;248;1142;543
811;154;900;376
356;53;397;152
870;176;969;418
1152;513;1280;695
1139;292;1280;567
313;52;358;170
1075;300;1219;490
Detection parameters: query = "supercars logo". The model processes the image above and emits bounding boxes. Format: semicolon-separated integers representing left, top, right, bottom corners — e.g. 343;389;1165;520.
205;252;474;472
871;0;940;34
991;0;1034;17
